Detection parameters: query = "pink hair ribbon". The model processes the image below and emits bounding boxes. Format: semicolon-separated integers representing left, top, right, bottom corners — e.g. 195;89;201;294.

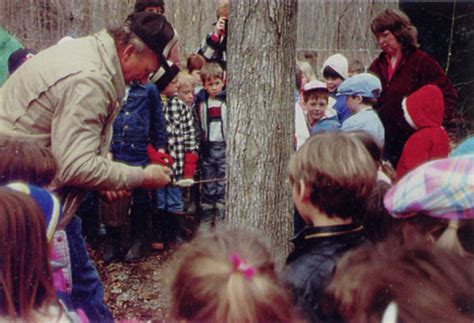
229;253;256;279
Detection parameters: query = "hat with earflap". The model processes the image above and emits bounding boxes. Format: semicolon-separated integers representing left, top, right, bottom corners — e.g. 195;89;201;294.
322;54;349;80
134;0;165;14
384;155;474;220
150;60;180;92
128;12;177;66
6;182;62;242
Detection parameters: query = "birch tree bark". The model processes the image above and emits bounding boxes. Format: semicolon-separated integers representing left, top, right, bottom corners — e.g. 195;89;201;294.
226;0;297;258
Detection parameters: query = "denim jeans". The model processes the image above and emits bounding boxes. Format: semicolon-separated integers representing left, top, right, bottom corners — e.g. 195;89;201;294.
156;185;184;212
200;142;226;205
66;216;113;322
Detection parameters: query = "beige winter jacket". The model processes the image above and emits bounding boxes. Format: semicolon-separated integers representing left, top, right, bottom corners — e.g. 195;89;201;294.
0;30;144;227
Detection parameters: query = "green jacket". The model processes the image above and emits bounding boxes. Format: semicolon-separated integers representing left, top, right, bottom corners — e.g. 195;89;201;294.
0;30;144;227
0;28;22;85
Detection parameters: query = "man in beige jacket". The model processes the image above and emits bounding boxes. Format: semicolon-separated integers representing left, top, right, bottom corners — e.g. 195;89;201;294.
0;12;175;321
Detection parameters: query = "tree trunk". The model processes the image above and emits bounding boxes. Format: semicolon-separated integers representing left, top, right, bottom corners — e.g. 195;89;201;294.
226;0;297;259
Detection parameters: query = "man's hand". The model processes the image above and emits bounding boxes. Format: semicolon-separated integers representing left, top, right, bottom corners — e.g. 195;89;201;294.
99;189;131;203
142;164;172;189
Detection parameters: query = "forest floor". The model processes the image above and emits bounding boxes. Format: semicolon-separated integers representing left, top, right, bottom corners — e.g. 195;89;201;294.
89;243;180;321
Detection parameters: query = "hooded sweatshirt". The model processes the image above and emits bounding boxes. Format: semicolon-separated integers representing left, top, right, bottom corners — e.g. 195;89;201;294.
396;85;449;179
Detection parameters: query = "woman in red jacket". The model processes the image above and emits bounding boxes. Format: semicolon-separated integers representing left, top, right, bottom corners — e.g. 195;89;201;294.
369;8;457;168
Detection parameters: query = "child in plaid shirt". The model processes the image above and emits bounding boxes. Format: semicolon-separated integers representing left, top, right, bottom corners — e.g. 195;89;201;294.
152;61;199;246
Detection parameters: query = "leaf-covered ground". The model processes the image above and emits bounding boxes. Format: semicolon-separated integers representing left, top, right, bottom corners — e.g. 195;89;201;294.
89;245;179;321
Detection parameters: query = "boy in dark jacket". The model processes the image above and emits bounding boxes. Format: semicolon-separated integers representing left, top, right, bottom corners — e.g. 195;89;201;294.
282;132;375;322
194;62;226;229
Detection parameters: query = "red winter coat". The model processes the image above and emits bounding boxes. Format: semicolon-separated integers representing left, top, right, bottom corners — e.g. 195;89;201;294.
396;85;449;179
369;48;457;167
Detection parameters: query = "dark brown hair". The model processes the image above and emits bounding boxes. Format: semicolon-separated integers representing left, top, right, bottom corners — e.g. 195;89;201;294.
0;136;57;187
370;8;418;51
0;188;58;320
170;230;299;322
186;53;206;73
323;242;474;322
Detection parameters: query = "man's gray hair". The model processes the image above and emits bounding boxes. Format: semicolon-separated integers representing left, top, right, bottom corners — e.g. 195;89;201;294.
107;24;148;53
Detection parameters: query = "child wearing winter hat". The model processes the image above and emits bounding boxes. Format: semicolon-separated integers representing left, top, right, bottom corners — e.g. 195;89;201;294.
384;155;474;256
339;73;385;148
396;85;449;179
152;61;200;247
0;187;75;322
322;53;351;122
302;80;340;135
133;0;181;67
197;0;228;70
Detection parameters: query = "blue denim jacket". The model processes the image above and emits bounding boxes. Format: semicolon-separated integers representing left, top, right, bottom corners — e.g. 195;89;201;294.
111;82;167;166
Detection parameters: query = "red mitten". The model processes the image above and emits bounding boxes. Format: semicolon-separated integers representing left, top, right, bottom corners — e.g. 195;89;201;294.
183;152;199;179
147;144;174;166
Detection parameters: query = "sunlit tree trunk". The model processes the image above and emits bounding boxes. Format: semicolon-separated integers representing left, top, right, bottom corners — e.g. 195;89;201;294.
226;0;297;258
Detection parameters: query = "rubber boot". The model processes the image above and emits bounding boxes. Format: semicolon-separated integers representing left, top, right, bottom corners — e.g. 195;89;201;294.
103;226;121;264
124;238;143;262
150;209;166;251
124;198;149;262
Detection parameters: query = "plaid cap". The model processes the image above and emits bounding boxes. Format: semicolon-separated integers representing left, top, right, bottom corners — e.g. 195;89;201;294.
6;182;62;241
336;73;381;98
384;155;474;220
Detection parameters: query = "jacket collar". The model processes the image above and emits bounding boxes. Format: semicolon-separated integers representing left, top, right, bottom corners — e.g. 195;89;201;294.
94;30;126;100
291;222;364;245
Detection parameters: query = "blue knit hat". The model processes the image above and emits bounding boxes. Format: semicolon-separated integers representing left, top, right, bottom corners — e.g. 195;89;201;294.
6;182;62;241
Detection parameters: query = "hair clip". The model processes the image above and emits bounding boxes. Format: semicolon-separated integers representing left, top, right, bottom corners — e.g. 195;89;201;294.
229;253;256;279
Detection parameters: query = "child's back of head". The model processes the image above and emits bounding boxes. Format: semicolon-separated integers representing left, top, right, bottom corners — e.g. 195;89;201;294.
170;229;298;322
0;187;59;321
288;132;377;221
323;241;474;322
0;136;57;187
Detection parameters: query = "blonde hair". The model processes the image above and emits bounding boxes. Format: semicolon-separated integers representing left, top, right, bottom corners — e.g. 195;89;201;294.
297;61;316;86
177;71;196;90
288;132;376;219
170;230;298;322
200;62;224;84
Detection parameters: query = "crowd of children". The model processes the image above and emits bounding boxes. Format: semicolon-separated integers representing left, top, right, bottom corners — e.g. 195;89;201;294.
0;1;473;322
